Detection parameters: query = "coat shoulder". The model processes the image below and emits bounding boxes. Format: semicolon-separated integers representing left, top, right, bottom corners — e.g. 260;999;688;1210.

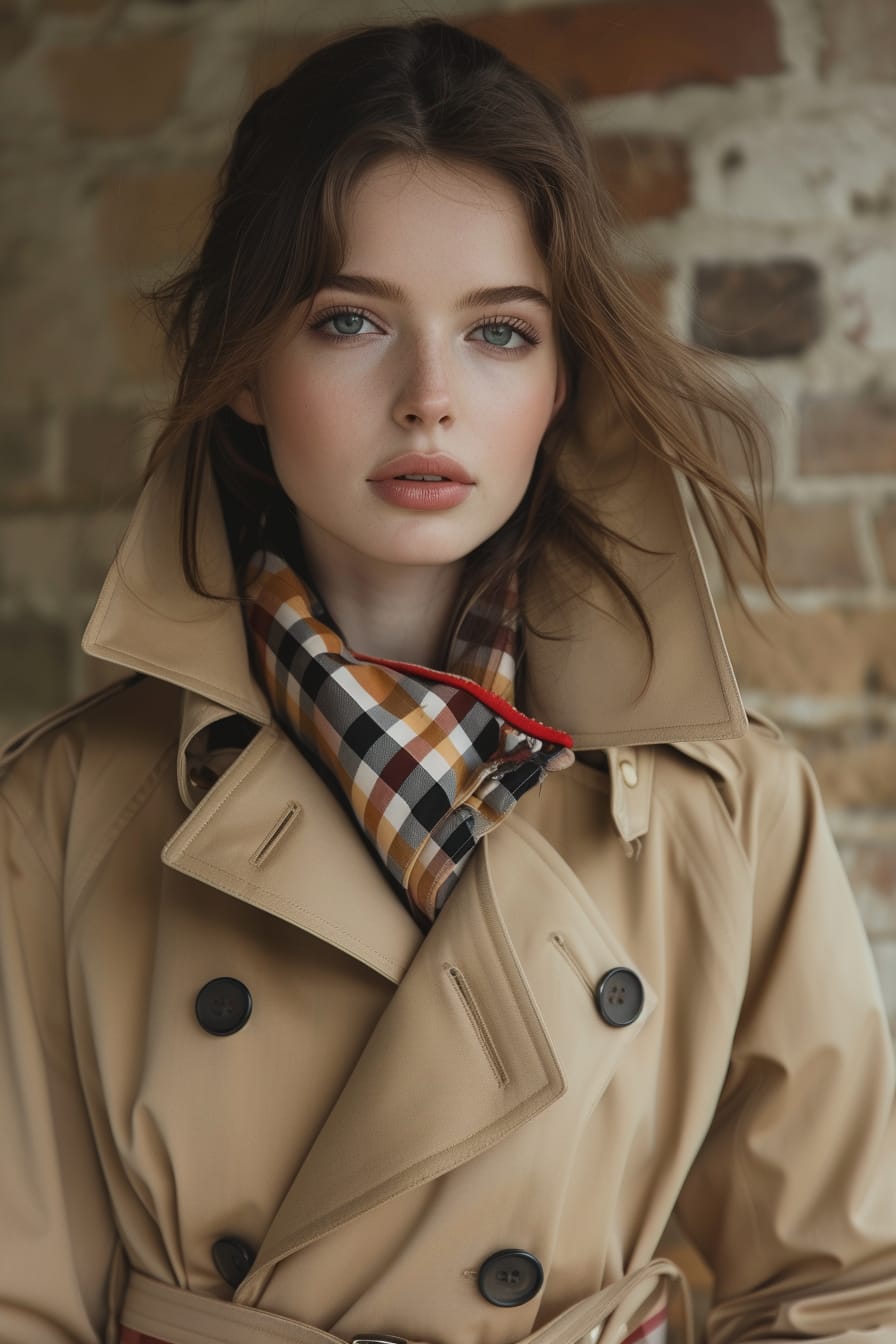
664;707;790;784
658;708;819;867
1;674;184;913
0;672;183;775
0;674;183;818
0;674;140;775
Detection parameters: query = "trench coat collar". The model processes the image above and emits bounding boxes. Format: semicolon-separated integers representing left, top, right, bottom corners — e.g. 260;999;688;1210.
82;389;748;751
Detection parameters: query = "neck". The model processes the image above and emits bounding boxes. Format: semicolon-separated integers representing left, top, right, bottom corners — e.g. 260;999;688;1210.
297;535;466;669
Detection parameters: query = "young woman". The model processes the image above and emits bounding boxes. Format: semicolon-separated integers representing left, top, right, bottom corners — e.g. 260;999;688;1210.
2;18;895;1344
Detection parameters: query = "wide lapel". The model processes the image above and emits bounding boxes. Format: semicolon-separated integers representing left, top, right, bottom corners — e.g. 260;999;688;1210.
235;805;656;1304
162;719;423;985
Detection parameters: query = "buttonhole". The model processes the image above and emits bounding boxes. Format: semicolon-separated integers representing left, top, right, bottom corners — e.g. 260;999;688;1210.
549;931;594;996
249;801;303;867
443;963;508;1088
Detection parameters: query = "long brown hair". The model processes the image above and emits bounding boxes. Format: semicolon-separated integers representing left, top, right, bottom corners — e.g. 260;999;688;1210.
145;16;781;684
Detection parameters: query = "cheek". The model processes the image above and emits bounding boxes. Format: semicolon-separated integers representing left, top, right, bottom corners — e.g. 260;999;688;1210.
263;363;326;436
488;379;556;458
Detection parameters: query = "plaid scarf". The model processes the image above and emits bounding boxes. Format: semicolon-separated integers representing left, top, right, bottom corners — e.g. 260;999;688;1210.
245;553;575;926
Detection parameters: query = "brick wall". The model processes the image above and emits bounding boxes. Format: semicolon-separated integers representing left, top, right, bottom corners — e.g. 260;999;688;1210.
2;1;895;1335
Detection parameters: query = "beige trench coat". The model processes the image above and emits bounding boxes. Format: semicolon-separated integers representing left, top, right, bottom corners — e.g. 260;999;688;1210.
2;412;896;1344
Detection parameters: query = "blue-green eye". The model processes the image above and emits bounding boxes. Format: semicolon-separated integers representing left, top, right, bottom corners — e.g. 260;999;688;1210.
473;318;540;351
331;312;367;336
481;323;515;347
310;307;379;340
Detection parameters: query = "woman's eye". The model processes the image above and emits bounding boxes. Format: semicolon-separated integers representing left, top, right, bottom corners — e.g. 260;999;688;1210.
471;320;539;351
312;309;379;339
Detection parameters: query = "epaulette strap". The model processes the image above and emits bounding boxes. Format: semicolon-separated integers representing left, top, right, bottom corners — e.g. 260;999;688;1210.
666;708;785;783
0;673;144;777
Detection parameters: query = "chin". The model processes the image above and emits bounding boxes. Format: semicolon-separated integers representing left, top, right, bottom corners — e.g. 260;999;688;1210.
368;527;487;567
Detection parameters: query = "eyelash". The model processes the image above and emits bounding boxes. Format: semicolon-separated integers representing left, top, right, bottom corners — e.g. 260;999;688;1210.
308;305;542;353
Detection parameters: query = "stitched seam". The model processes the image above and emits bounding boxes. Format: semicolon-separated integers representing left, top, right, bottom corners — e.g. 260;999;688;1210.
168;733;408;972
444;963;509;1087
259;1073;561;1268
170;731;280;842
171;850;406;973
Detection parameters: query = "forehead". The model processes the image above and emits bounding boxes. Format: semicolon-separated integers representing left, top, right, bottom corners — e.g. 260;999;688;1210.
339;155;549;292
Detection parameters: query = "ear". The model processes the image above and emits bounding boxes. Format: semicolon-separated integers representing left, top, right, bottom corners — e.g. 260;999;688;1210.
550;359;568;422
228;385;265;426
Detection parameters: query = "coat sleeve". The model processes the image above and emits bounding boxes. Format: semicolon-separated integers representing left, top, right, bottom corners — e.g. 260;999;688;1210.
0;728;122;1344
673;731;896;1342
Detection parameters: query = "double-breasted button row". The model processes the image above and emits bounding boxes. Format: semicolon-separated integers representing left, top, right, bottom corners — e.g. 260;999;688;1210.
595;967;644;1028
478;1248;544;1306
212;1236;254;1287
195;978;252;1035
350;1248;546;1340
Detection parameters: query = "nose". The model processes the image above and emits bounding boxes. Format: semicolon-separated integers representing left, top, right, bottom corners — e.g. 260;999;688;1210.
391;338;454;430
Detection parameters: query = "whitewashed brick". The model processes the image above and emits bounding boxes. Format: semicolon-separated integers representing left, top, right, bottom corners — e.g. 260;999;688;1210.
838;244;896;351
698;104;896;223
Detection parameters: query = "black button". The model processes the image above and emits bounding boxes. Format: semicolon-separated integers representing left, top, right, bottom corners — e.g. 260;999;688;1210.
195;978;252;1035
595;967;644;1027
212;1236;254;1287
477;1249;544;1307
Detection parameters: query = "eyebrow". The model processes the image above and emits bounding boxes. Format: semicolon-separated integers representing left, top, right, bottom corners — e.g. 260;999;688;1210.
316;273;552;313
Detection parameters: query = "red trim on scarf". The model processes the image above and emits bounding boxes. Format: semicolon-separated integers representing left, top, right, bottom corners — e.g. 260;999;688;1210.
350;652;574;748
621;1303;669;1343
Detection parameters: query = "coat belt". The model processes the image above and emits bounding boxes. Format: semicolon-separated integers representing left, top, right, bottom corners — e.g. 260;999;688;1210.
118;1258;691;1344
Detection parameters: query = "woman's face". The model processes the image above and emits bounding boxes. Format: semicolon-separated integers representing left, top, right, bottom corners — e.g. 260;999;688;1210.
231;154;567;578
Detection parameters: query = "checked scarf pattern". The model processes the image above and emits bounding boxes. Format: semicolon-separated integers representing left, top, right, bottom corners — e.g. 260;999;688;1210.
245;552;575;926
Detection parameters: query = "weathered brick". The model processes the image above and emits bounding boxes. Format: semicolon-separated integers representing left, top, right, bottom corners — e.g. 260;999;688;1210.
874;501;896;584
590;135;691;222
839;843;896;937
64;406;143;506
1;4;32;64
787;725;896;810
463;0;782;100
799;386;896;475
818;0;896;82
0;513;129;604
688;381;783;483
731;498;864;588
0;412;49;509
840;245;896;352
95;169;215;271
43;0;106;11
691;260;823;357
870;941;896;1028
248;35;325;97
107;291;169;384
45;34;192;136
0;615;70;713
716;603;896;696
72;511;130;593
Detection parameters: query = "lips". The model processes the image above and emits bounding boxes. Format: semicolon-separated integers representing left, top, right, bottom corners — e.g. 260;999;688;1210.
368;452;474;484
